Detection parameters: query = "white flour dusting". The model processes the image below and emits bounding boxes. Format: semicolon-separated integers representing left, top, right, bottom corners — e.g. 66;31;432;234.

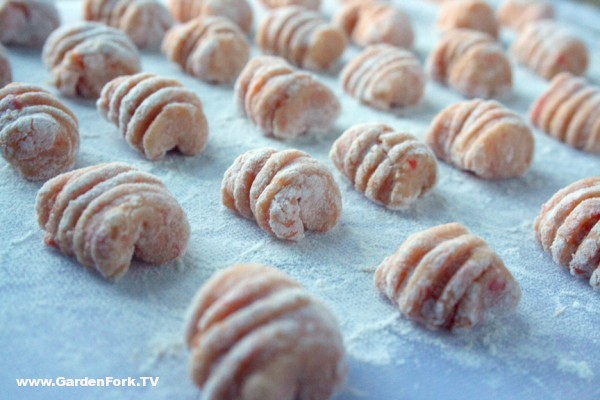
0;1;599;400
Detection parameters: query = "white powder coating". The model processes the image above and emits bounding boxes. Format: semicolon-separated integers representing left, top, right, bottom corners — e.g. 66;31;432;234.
235;56;341;139
256;6;347;72
425;99;535;180
334;0;414;49
428;29;513;99
185;263;347;399
0;83;79;181
530;72;600;154
42;22;141;98
0;0;60;47
161;16;250;84
511;20;589;81
497;0;555;31
534;177;600;289
374;223;522;332
341;44;425;110
83;0;174;49
222;148;342;241
2;1;600;400
259;0;320;10
330;123;438;210
98;73;209;160
168;0;254;34
36;162;191;280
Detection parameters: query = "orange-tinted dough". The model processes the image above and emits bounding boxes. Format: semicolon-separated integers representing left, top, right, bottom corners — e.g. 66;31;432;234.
0;0;60;47
511;21;588;80
235;56;340;139
36;162;190;280
534;177;600;289
530;72;600;154
341;44;425;110
98;73;209;160
375;223;521;331
42;22;141;98
256;6;347;71
334;0;414;49
222;148;342;241
437;0;499;39
429;29;512;99
330;123;438;209
83;0;174;49
426;99;534;179
185;263;347;399
0;83;79;181
168;0;253;34
162;16;250;84
498;0;554;31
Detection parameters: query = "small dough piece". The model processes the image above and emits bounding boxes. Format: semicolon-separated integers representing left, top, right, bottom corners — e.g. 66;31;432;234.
162;16;250;84
497;0;554;31
334;0;414;49
259;0;320;10
530;72;600;154
330;123;438;210
42;22;141;98
0;83;79;181
374;223;521;331
83;0;174;49
185;263;347;400
437;0;499;39
340;44;425;110
222;148;342;241
534;177;600;289
428;29;512;99
256;6;347;71
511;21;588;80
168;0;253;34
97;73;209;160
235;56;340;139
425;99;534;179
36;162;190;280
0;44;11;87
0;0;60;47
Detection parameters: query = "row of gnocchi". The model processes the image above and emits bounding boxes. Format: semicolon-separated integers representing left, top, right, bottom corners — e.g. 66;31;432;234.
35;159;598;397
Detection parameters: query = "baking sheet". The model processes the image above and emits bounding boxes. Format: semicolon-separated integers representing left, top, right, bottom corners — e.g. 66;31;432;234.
1;0;599;399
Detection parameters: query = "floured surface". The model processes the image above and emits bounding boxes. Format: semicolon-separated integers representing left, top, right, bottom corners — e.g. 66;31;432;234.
1;1;599;399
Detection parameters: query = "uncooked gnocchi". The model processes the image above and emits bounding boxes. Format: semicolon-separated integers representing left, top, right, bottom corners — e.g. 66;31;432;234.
98;73;209;160
0;83;79;181
437;0;498;39
511;21;588;80
330;123;438;210
222;148;342;241
256;6;347;71
168;0;253;34
83;0;174;49
428;29;512;99
341;44;425;110
185;263;347;400
375;223;522;331
36;162;190;280
162;16;250;84
334;0;414;49
42;22;141;98
425;99;535;179
0;0;60;47
497;0;554;31
259;0;319;10
530;72;600;154
235;56;340;139
534;177;600;289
